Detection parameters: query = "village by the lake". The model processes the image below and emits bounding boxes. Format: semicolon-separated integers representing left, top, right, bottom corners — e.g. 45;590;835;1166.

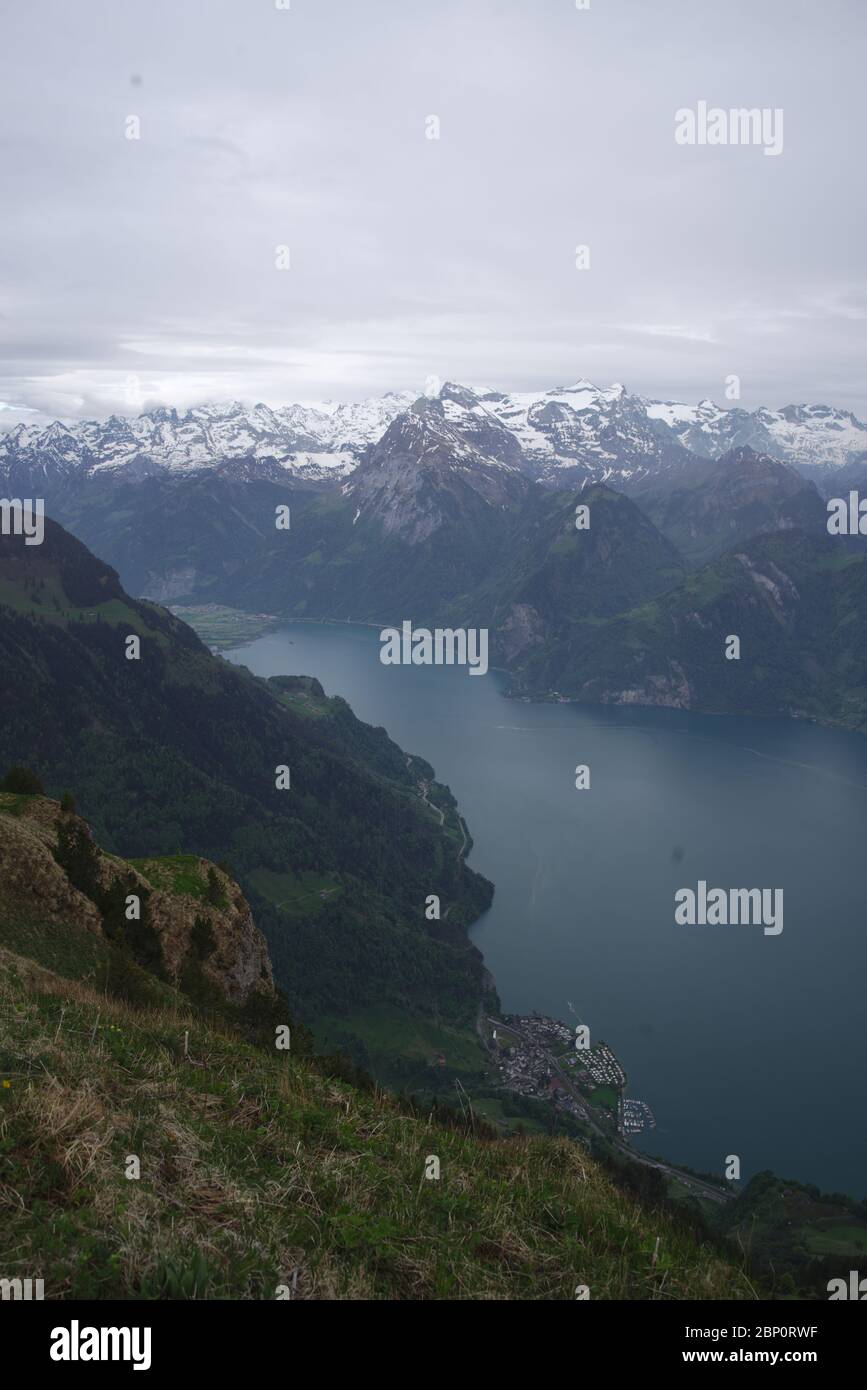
483;1011;656;1140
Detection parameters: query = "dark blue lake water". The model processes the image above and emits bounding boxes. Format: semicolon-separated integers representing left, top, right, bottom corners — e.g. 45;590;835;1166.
227;622;867;1197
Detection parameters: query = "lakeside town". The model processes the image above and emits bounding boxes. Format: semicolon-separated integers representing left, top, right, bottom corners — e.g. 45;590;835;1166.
484;1011;656;1140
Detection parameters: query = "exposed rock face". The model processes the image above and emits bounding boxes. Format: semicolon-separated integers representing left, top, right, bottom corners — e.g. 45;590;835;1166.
146;868;273;1004
602;661;693;711
349;396;530;543
0;794;274;1005
498;603;546;663
0;796;102;934
141;566;198;602
733;552;800;624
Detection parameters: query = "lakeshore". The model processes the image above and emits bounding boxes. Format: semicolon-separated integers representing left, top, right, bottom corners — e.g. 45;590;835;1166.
218;619;867;1196
484;1012;656;1140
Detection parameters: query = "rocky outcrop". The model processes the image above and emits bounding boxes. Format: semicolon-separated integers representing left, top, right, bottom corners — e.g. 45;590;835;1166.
141;565;198;602
0;795;103;934
733;552;800;625
601;661;693;710
0;794;273;1005
498;603;546;663
144;865;273;1004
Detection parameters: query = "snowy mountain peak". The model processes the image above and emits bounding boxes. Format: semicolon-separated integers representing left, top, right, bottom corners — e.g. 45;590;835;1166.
1;382;865;491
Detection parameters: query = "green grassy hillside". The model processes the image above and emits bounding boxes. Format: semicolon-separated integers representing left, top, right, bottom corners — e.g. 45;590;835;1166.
0;930;755;1301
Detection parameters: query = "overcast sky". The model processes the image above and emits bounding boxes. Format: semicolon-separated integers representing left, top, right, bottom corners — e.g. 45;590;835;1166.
1;0;865;427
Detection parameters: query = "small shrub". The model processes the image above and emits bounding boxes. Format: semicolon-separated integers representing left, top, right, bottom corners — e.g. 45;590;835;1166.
1;766;44;795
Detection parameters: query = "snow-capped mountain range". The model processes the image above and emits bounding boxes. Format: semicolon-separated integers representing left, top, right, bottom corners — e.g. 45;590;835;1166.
0;393;415;487
2;380;865;491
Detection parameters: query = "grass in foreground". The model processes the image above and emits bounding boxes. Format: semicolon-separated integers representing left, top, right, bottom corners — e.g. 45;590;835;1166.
0;942;757;1301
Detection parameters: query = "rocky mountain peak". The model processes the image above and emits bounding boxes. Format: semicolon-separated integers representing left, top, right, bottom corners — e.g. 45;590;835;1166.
3;380;866;492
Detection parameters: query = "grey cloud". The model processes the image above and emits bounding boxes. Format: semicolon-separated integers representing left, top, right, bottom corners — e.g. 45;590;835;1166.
0;0;864;425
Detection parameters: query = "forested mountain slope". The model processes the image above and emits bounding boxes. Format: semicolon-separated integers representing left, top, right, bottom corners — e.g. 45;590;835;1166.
0;521;493;1072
